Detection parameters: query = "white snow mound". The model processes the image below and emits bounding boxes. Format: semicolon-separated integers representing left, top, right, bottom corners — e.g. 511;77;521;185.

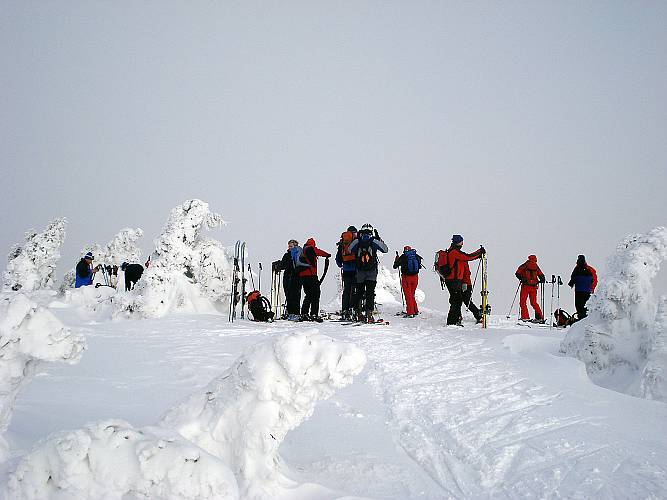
160;330;367;498
7;420;239;500
560;226;667;400
0;293;86;460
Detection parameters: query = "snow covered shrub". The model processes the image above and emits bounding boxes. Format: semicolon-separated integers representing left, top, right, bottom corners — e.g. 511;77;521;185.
64;285;116;315
0;293;85;461
375;265;426;306
160;330;366;497
114;200;233;318
7;420;239;500
560;227;667;400
3;218;67;292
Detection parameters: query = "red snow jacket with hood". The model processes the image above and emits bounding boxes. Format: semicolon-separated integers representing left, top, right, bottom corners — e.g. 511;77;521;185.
298;238;331;278
515;255;545;287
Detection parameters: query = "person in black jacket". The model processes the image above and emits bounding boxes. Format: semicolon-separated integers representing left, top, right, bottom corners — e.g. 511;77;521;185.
272;239;301;319
121;262;144;291
393;246;422;317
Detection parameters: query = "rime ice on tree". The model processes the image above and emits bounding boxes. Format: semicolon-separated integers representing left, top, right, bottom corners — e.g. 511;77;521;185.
114;199;234;318
561;227;667;401
3;218;67;292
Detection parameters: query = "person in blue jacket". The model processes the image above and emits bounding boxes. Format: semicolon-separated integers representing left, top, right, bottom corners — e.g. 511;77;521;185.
335;226;358;320
75;252;100;288
349;223;389;323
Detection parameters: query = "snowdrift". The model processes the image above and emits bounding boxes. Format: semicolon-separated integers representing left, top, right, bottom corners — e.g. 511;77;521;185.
161;330;367;498
113;200;234;318
3;219;67;293
560;226;667;400
0;293;86;461
7;420;239;500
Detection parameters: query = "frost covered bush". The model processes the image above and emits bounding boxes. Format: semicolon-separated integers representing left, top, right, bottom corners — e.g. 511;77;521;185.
114;200;233;318
560;227;667;400
7;420;239;500
0;293;85;460
3;218;67;292
161;330;366;497
375;265;425;306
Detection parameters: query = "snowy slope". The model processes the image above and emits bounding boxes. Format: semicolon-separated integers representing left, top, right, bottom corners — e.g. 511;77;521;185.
2;302;666;499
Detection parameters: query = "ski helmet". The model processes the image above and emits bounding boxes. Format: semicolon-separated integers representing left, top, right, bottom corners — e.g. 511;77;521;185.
361;223;374;233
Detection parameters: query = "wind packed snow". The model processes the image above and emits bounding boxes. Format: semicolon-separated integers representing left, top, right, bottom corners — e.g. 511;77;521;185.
113;200;234;318
161;331;366;498
561;226;667;400
3;219;67;293
0;293;85;461
7;420;239;500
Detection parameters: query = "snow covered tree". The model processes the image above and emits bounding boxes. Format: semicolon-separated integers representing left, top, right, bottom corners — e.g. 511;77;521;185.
560;227;667;401
0;293;86;461
3;218;67;292
82;227;144;267
114;200;233;318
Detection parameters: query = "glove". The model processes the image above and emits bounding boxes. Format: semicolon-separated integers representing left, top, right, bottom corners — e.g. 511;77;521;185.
374;229;379;238
568;280;574;288
539;275;546;283
479;246;486;255
271;260;281;271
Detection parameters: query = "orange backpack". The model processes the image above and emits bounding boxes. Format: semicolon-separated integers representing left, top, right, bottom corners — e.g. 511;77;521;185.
340;231;355;263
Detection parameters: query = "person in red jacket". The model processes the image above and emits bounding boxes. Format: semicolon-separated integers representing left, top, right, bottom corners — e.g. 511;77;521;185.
515;255;546;322
393;246;422;317
439;235;485;326
298;238;331;322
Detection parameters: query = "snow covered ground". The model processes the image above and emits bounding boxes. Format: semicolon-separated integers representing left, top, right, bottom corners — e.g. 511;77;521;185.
2;299;666;499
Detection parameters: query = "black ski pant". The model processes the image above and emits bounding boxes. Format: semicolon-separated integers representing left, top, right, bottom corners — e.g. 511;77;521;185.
446;280;464;325
286;274;302;315
356;280;377;313
575;291;591;319
462;285;481;321
341;271;358;312
301;276;321;317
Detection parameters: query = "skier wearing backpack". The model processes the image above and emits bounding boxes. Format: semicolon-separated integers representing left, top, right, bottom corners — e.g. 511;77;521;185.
567;255;597;320
515;255;546;322
393;246;422;317
335;226;358;320
349;224;389;323
298;238;331;322
439;235;485;326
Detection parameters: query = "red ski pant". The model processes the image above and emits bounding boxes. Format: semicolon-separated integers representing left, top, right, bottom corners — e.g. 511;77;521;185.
520;284;542;320
401;274;419;315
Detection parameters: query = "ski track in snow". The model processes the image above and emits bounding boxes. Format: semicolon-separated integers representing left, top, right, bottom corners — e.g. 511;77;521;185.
330;314;667;499
5;306;667;499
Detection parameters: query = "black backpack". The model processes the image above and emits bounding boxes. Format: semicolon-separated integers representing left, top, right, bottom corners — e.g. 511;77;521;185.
356;237;377;271
554;309;578;327
247;291;274;322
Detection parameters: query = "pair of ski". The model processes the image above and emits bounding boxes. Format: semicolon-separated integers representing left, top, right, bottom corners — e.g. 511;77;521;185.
229;240;247;322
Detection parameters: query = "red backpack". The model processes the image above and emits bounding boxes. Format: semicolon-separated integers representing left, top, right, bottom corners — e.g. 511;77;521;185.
434;250;451;278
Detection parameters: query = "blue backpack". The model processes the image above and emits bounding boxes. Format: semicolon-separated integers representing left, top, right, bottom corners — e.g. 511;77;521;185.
290;246;309;269
405;249;420;274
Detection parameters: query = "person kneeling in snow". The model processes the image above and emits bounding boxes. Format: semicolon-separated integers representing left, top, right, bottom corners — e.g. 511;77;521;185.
568;254;597;320
75;252;100;288
121;262;144;291
393;246;422;317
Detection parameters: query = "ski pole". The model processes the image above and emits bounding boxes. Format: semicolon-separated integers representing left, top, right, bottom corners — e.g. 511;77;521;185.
557;275;562;320
507;282;520;319
549;275;556;329
396;251;405;310
258;263;262;292
248;263;256;290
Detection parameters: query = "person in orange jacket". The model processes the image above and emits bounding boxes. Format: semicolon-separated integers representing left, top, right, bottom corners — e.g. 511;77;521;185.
298;238;331;322
440;235;485;326
515;255;546;322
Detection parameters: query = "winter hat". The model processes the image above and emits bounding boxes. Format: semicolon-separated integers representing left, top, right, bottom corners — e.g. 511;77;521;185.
577;255;586;265
452;235;464;245
306;238;316;247
347;226;357;232
121;262;128;271
84;252;94;260
404;245;412;251
528;255;537;262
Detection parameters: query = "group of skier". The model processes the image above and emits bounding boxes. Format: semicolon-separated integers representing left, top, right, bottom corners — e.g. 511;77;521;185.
74;252;146;291
271;227;598;327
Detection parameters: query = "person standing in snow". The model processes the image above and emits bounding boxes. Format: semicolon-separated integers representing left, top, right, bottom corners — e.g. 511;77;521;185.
121;262;144;291
515;255;546;322
349;224;389;323
393;246;422;317
568;254;597;320
461;259;483;324
335;226;358;320
298;238;331;322
441;235;485;326
273;239;300;319
75;252;100;288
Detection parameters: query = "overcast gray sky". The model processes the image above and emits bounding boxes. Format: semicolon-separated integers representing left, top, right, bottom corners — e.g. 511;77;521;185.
2;1;666;313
